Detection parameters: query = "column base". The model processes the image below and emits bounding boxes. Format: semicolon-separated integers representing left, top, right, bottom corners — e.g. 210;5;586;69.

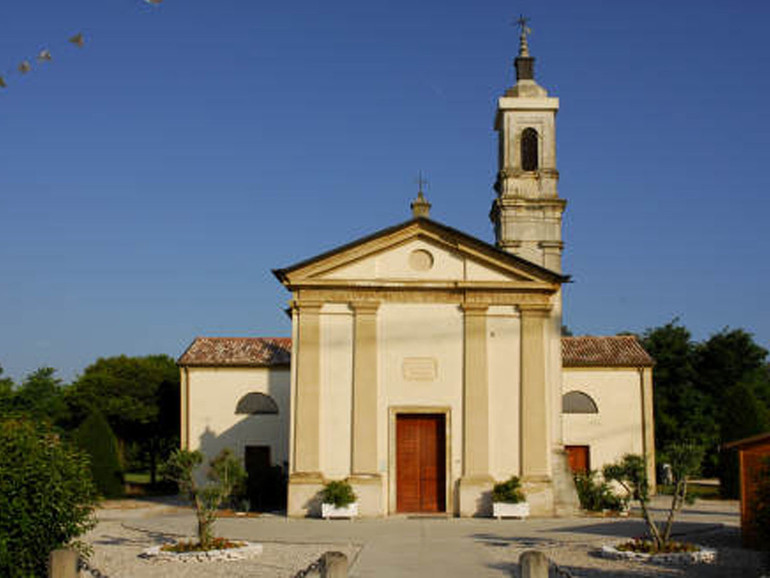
458;475;494;517
288;472;325;518
348;474;386;517
521;476;555;516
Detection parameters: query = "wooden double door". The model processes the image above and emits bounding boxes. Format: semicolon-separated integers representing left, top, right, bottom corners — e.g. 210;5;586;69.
396;414;446;513
565;445;590;474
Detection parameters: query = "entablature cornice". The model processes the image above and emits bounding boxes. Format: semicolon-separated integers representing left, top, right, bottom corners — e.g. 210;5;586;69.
286;279;560;292
293;287;555;308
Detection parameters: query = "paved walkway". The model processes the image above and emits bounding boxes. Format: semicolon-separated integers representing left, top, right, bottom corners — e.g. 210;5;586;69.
88;496;767;577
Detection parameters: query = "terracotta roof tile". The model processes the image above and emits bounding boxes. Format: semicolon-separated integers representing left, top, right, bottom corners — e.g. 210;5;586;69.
178;337;291;367
562;335;654;368
179;335;653;369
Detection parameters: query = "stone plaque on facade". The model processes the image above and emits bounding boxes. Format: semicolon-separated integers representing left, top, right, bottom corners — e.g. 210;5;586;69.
402;357;437;381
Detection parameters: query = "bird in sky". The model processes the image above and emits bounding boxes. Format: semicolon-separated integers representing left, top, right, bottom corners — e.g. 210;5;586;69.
69;33;85;48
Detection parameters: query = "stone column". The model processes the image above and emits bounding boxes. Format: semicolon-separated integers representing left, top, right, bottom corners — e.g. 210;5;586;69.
459;303;492;516
292;301;323;475
351;301;379;475
519;304;551;479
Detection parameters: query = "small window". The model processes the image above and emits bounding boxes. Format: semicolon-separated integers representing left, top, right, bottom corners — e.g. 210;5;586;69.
520;128;539;171
562;391;598;414
236;392;279;415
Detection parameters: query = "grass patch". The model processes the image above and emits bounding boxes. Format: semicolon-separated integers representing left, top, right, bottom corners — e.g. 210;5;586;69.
658;483;721;500
124;471;151;484
161;538;245;553
617;538;700;554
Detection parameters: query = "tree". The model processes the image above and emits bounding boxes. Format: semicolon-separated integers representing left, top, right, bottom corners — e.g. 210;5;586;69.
0;366;14;416
694;329;770;495
719;383;769;497
639;320;716;454
12;367;70;426
74;410;124;498
0;419;98;576
163;448;245;550
68;355;180;483
604;446;702;552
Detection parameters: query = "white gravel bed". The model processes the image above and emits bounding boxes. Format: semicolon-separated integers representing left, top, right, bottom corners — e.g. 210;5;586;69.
80;520;361;577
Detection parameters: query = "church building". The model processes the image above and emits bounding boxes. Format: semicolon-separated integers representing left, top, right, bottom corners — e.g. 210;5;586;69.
178;26;656;517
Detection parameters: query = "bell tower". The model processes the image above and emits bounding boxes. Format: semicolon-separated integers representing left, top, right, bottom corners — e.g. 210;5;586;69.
490;19;566;272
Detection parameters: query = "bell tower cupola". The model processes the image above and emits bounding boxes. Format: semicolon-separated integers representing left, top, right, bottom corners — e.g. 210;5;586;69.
490;17;566;272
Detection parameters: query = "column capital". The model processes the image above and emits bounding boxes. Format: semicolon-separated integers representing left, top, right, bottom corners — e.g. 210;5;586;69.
290;300;323;313
517;303;552;316
350;300;380;314
461;303;489;315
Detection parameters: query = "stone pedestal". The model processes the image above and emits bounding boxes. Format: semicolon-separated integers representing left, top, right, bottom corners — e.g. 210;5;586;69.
458;476;494;517
521;476;554;516
349;474;385;517
287;472;324;518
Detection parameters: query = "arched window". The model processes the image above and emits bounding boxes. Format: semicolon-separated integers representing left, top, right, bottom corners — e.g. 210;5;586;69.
235;392;279;415
562;391;599;414
520;128;539;171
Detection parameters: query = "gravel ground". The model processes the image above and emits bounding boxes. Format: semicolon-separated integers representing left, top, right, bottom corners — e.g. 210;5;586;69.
80;519;361;577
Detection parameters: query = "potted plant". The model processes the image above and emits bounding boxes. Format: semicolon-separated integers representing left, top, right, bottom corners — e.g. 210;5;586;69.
320;480;358;519
492;476;529;519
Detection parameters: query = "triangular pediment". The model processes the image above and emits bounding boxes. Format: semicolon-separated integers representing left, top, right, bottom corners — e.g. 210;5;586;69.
274;218;567;290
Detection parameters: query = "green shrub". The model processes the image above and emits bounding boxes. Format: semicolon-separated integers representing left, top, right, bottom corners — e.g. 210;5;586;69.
0;419;98;577
74;410;124;498
321;480;357;507
492;476;525;504
573;470;627;512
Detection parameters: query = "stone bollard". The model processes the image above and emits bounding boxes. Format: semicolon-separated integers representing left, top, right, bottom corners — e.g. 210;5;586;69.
48;549;78;578
322;551;348;578
519;550;549;578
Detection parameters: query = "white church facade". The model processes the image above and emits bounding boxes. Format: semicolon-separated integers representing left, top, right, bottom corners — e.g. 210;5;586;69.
178;28;655;517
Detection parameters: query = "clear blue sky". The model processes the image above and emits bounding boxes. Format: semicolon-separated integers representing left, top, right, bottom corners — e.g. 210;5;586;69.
2;0;769;382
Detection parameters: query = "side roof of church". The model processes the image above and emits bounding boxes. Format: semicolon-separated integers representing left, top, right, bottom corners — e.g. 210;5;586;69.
178;334;653;368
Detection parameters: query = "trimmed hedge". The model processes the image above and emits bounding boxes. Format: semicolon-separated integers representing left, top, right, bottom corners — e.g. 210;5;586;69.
74;410;124;498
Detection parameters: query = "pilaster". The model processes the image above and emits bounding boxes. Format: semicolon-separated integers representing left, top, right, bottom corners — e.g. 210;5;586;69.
459;303;493;516
640;367;656;494
292;300;323;475
519;303;555;515
351;301;380;476
519;304;551;479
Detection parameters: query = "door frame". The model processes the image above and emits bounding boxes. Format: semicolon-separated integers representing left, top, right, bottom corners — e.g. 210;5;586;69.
388;406;452;515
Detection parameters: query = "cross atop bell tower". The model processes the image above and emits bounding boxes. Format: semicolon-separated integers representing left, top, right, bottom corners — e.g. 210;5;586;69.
490;18;566;272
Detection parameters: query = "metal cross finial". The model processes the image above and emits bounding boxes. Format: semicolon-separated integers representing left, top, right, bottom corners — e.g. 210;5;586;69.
514;14;532;57
415;171;428;194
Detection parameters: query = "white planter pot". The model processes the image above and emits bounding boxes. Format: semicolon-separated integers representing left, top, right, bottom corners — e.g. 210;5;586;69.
321;502;358;519
493;502;530;519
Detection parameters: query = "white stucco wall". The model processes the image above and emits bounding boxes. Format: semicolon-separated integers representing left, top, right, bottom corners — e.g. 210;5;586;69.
561;367;644;474
186;366;290;467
